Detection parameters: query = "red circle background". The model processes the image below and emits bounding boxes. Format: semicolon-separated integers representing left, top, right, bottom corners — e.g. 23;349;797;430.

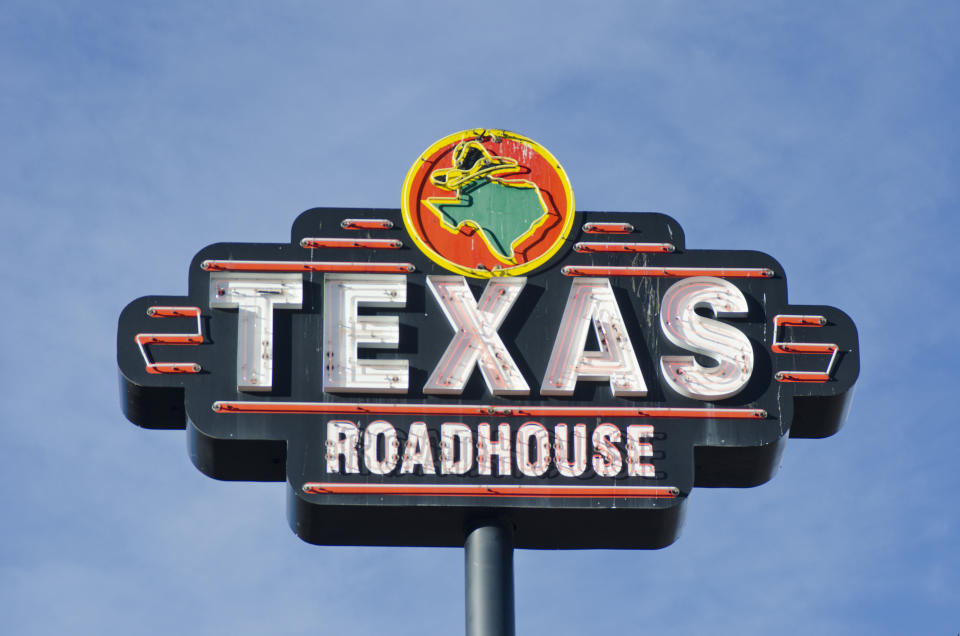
404;136;572;273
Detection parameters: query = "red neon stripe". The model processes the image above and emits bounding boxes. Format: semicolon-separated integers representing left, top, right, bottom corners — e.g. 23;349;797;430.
147;306;201;318
300;238;402;249
201;260;415;273
771;343;838;355
137;305;203;374
136;334;203;345
302;482;679;499
212;400;766;419
341;219;394;230
771;314;839;380
574;242;675;253
774;315;826;328
146;363;201;374
561;265;774;278
776;371;830;383
582;222;634;234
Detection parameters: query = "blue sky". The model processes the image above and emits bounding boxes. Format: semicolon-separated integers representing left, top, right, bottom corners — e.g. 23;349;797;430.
2;1;959;633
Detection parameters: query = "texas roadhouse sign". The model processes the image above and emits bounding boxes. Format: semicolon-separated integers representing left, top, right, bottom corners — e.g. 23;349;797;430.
118;129;859;549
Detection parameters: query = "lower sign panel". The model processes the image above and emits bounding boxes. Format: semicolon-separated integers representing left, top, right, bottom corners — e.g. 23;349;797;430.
229;411;759;549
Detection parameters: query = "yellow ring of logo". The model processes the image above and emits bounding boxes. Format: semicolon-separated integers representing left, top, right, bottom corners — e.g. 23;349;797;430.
401;129;575;278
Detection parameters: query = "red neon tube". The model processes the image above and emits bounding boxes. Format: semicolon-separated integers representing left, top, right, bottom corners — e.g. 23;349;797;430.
582;222;634;234
201;260;416;273
213;401;766;419
561;265;775;278
300;238;402;249
340;219;394;230
573;242;675;253
302;482;679;499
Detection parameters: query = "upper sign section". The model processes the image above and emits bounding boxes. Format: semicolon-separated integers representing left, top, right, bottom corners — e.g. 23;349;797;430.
402;129;575;278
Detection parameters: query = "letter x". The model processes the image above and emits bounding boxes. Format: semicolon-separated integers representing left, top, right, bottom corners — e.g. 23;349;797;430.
424;276;529;395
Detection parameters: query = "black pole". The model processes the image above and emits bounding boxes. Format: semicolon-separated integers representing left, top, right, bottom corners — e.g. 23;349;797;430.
464;520;515;636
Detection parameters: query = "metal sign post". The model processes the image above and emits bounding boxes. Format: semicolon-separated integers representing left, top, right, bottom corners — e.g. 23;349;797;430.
465;520;515;636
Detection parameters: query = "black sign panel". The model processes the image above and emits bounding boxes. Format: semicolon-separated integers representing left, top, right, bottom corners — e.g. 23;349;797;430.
118;207;858;549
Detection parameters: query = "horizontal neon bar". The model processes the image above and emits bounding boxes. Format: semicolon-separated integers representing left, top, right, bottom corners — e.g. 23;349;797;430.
135;334;203;345
137;305;203;375
574;242;675;254
771;343;838;355
300;238;403;249
562;265;775;278
776;371;830;383
774;315;826;327
301;482;679;499
582;222;634;234
213;400;766;419
201;260;415;273
147;306;201;318
341;219;394;230
146;362;201;374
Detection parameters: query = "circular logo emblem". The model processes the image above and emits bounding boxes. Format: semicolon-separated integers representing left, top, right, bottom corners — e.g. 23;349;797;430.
402;129;575;278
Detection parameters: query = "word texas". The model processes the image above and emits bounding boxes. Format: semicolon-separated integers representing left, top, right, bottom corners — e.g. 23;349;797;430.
210;271;754;402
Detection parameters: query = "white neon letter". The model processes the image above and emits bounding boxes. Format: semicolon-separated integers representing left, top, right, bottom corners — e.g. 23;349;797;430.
477;423;512;476
554;423;587;477
326;420;360;474
541;278;648;396
400;422;436;475
592;423;622;477
440;423;473;475
363;420;399;475
516;422;551;477
424;276;529;396
626;424;654;477
323;274;408;394
659;277;754;400
209;272;303;392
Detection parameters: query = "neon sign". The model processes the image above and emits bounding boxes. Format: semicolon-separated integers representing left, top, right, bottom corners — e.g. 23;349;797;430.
118;129;859;548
